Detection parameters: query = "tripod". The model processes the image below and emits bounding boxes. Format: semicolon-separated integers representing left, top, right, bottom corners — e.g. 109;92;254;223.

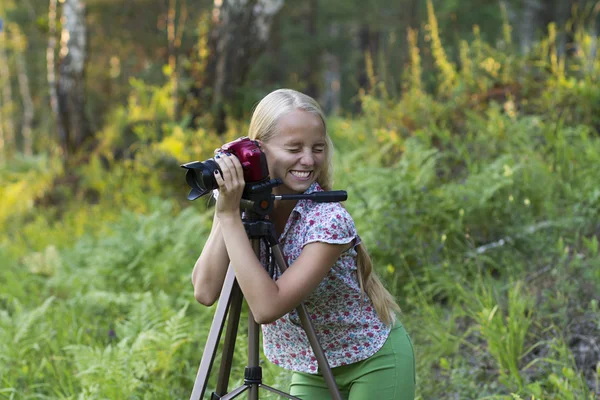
189;179;347;400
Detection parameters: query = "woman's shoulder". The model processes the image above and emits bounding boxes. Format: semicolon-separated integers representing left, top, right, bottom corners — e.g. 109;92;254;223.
299;200;357;243
300;199;352;221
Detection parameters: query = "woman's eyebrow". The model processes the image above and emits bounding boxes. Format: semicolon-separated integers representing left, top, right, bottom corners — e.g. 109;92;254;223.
282;140;326;147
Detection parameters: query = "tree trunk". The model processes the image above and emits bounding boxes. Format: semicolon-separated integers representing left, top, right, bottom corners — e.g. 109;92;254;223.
354;24;380;112
47;0;66;155
0;24;15;157
11;24;34;156
22;0;36;20
168;0;177;116
302;0;319;99
16;53;34;156
168;0;187;119
589;23;598;73
57;0;91;156
320;51;341;115
0;87;4;163
199;0;284;134
520;0;544;53
552;0;572;57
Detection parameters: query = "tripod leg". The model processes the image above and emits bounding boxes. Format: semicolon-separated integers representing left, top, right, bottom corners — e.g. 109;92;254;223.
217;385;250;400
215;238;268;400
214;281;244;396
190;266;237;400
270;245;344;400
258;385;302;399
247;239;262;400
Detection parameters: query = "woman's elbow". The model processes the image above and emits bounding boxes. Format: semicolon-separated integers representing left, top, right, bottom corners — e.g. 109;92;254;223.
253;314;273;325
252;308;283;325
193;285;219;306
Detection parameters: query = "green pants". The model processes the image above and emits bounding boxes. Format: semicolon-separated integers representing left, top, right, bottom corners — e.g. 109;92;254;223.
289;323;416;400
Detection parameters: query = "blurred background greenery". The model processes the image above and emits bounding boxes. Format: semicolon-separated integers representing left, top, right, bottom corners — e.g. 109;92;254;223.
0;0;599;399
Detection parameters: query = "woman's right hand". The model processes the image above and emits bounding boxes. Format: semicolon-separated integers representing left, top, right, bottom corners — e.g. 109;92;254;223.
213;153;245;219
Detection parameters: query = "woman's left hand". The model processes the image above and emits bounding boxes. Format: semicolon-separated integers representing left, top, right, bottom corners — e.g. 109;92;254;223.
213;153;245;219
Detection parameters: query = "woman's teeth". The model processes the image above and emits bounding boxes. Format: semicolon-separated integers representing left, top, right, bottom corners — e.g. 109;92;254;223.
290;170;311;178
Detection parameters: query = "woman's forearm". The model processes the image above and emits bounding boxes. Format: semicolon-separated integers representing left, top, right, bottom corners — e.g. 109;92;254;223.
191;212;230;305
218;214;282;323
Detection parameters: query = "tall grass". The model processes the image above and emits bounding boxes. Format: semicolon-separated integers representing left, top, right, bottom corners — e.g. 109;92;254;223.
1;5;599;399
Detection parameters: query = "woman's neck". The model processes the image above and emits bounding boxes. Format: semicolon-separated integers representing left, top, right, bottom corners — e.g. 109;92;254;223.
273;198;297;219
271;199;297;236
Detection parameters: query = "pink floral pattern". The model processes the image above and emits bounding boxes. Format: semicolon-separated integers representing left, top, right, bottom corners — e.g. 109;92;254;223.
261;182;391;374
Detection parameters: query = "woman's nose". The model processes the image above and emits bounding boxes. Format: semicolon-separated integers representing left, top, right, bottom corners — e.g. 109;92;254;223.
300;150;315;166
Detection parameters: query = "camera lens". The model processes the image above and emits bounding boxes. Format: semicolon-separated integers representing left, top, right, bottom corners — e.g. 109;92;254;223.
182;159;221;200
195;159;220;190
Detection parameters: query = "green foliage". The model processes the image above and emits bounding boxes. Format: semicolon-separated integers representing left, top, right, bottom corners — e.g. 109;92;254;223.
64;296;192;398
330;17;600;399
0;201;220;399
1;9;600;400
469;280;535;390
0;154;62;235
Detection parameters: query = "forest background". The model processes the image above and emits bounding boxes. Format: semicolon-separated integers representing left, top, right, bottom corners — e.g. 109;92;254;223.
0;0;599;399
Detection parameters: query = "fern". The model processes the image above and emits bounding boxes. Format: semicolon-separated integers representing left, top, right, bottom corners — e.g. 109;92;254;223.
0;296;55;386
116;293;163;340
66;340;146;398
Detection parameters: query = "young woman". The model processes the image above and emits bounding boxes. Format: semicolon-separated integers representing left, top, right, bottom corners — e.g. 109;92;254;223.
192;89;416;399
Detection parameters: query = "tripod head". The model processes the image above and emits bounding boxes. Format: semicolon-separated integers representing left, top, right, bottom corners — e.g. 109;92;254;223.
240;178;348;217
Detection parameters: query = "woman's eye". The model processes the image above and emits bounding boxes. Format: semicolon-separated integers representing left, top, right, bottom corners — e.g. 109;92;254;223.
313;148;325;153
287;148;301;153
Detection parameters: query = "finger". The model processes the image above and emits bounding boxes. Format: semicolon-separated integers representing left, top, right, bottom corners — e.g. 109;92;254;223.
227;153;245;182
213;168;225;188
219;154;240;184
220;153;243;183
214;156;233;186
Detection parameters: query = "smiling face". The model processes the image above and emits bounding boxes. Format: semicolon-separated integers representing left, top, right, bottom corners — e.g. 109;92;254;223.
260;109;327;195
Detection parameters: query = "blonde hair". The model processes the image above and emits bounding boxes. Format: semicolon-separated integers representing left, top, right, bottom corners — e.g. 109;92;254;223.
355;242;401;326
249;88;400;326
248;89;334;191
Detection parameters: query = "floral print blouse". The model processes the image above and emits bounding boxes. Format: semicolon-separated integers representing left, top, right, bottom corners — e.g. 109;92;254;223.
260;182;391;374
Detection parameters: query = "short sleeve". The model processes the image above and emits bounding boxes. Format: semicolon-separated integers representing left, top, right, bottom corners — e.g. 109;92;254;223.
302;203;357;247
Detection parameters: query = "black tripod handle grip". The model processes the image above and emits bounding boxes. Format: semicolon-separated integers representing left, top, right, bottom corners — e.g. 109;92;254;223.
310;190;347;202
274;191;347;203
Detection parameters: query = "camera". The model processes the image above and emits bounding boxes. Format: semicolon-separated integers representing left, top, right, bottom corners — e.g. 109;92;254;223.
181;137;270;200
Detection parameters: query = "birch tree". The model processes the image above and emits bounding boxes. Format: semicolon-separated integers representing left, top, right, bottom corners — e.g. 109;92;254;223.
519;0;544;53
47;0;65;154
57;0;91;156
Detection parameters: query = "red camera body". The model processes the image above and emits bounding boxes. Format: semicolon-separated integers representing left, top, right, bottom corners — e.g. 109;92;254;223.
220;137;270;183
